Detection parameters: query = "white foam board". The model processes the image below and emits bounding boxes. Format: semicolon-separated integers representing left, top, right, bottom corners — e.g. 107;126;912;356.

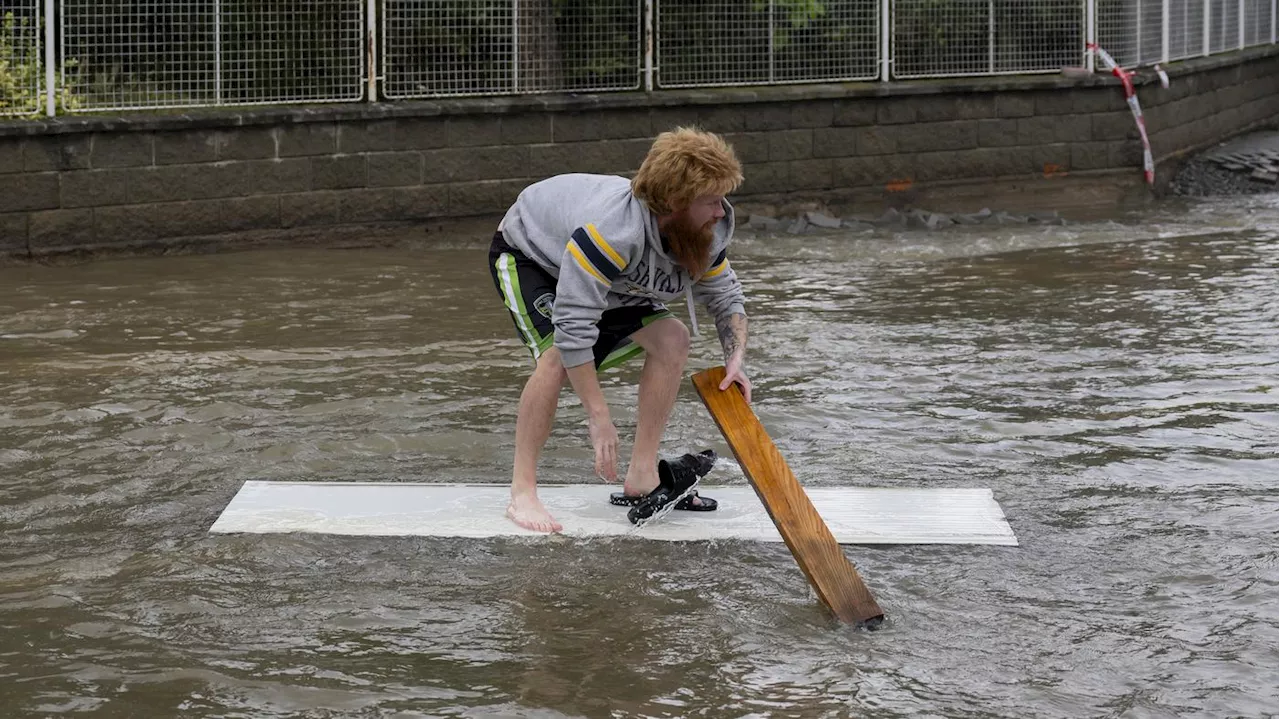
210;482;1018;546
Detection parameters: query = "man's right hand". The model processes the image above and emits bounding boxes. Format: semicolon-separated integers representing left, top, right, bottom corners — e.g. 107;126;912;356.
587;412;619;481
565;360;618;481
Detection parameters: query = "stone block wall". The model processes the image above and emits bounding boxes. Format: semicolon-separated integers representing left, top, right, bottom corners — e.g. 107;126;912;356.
0;46;1274;258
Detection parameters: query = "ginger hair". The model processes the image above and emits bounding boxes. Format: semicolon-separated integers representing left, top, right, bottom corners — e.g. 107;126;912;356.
631;127;743;214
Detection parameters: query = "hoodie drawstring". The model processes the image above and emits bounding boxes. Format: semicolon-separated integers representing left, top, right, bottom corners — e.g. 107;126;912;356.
648;244;700;336
647;247;654;292
685;287;699;336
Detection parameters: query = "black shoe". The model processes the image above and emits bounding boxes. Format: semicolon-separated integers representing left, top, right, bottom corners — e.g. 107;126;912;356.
626;450;718;524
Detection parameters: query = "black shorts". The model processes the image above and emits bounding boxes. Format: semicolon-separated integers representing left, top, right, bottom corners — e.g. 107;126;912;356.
488;232;672;370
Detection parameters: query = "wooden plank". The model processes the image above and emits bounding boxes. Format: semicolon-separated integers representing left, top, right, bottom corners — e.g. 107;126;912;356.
692;366;885;626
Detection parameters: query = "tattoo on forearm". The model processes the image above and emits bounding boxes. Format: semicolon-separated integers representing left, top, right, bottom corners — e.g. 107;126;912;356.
716;313;748;363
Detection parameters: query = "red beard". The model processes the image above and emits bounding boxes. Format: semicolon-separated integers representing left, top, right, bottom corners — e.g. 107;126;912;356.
664;213;716;277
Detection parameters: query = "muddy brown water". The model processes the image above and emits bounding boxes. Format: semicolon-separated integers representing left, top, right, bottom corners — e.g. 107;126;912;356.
1;194;1276;717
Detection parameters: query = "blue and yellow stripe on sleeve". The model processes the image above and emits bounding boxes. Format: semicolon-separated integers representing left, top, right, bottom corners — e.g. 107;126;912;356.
567;223;625;286
703;249;730;278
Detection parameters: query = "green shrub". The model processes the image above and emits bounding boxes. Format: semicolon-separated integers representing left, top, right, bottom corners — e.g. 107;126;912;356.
0;12;42;114
0;12;78;114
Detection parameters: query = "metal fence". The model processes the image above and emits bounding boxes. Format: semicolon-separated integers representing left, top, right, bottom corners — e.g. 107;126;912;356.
1096;0;1179;66
1;0;41;117
1247;0;1274;43
1098;0;1275;67
59;0;366;112
892;0;1086;78
382;0;640;99
0;0;1275;116
656;0;880;88
1169;0;1206;61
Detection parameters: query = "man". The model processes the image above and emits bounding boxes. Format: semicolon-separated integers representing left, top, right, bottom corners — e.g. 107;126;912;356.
487;127;750;533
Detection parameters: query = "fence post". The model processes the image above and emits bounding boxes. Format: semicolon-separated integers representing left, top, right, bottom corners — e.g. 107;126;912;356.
213;0;224;103
44;0;54;116
1203;0;1211;54
880;0;890;81
1136;0;1143;63
987;0;995;73
367;0;377;100
643;0;654;91
512;1;520;92
1161;0;1170;63
1085;0;1095;71
768;0;776;83
1238;0;1245;49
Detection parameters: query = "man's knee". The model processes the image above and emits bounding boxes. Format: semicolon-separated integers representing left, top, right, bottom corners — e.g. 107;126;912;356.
649;319;691;363
534;347;569;384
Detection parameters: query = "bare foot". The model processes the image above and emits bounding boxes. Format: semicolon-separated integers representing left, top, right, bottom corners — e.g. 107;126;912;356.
622;472;659;500
507;490;562;533
623;472;709;506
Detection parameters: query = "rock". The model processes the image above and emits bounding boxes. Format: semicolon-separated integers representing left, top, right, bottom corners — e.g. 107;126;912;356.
1172;129;1279;196
786;216;809;234
840;219;875;231
905;209;953;230
905;209;928;229
985;211;1028;225
747;214;784;231
953;208;992;225
804;211;843;229
1028;211;1066;225
874;208;905;226
1250;168;1279;183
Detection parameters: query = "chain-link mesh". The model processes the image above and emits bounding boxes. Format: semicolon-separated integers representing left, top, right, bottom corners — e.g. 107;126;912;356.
894;0;990;77
1;0;41;116
220;1;365;104
1137;0;1163;61
382;0;640;99
996;1;1086;72
893;0;1085;78
1094;0;1276;66
656;0;879;88
1206;0;1237;51
1095;0;1168;68
1097;0;1140;66
1166;0;1204;60
1243;0;1272;45
60;0;365;112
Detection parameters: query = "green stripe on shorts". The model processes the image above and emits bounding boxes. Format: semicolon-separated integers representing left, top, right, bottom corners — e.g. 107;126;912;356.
597;310;675;372
494;252;552;359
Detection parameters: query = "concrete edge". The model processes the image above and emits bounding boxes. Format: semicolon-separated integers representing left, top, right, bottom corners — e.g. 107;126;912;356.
2;166;1154;265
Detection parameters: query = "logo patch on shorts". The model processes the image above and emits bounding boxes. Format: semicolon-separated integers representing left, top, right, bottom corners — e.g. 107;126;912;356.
533;293;555;319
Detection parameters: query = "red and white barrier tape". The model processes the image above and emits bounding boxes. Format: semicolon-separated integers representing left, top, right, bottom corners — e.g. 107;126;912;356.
1088;43;1155;186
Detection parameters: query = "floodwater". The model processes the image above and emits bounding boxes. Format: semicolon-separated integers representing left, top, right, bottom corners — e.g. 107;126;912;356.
1;194;1276;718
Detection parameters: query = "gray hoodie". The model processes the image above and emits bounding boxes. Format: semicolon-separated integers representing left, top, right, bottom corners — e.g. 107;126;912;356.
498;173;746;369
